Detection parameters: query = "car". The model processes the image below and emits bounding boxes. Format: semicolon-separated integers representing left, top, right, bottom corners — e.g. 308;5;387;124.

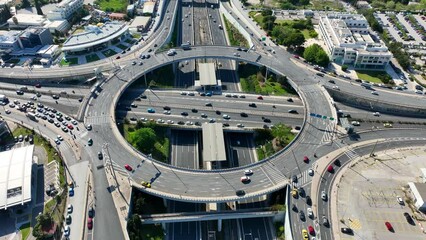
322;216;330;226
332;86;340;90
98;152;103;159
302;229;308;240
239;95;245;98
385;221;393;231
371;91;379;95
328;80;335;84
341;227;353;234
373;112;380;116
205;102;212;107
67;124;74;130
191;108;198;113
292;175;297;183
236;190;245;196
384;122;393;128
222;123;230;127
263;118;271;123
307;208;313;218
64;226;70;236
88;138;93;146
147;108;155;113
188;92;195;96
88;207;95;218
86;124;92;130
223;114;231;119
67;204;73;213
124;164;133;171
308;225;315;235
57;135;63;141
351;121;360;126
181;112;188;116
397;196;404;205
288;109;298;114
52;95;59;99
215;110;221;115
5;109;10;114
163;106;171;110
249;103;256;107
180;91;187;95
240;112;248;117
130;103;137;108
68;187;74;196
237;123;244;128
35;83;41;88
141;181;151;188
87;218;93;230
404;212;414;224
303;156;309;163
333;159;341;166
240;176;250;183
299;211;305;221
66;214;72;224
321;191;327;201
294;55;300;59
257;96;263;100
291;188;298;198
327;165;334;173
178;121;185;125
306;195;312;205
62;126;69;132
209;118;216;123
140;94;147;99
206;92;212;97
167;120;174;124
308;169;314;176
244;169;253;175
201;113;207;118
16;90;24;95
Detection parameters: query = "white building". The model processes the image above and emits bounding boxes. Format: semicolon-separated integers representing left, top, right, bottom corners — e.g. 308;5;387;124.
47;0;84;21
142;1;155;16
7;14;49;29
408;182;426;211
319;13;392;70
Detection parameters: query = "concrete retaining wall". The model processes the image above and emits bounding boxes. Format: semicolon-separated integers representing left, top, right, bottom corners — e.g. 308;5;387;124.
326;87;426;118
284;185;294;240
219;3;254;47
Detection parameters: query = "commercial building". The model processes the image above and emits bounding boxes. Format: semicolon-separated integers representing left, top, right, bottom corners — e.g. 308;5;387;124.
142;1;155;16
7;14;49;29
47;0;84;20
0;145;34;210
129;16;151;33
408;182;426;211
62;22;129;55
18;27;53;49
319;13;392;69
0;30;21;51
44;20;71;34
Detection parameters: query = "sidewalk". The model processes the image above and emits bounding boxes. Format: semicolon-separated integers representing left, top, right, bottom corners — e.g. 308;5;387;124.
310;138;386;240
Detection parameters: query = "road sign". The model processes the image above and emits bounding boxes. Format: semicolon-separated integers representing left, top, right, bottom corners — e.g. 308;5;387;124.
262;36;266;41
310;113;335;121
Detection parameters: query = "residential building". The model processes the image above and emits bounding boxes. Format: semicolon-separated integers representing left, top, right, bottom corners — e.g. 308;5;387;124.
319;13;392;69
47;0;84;20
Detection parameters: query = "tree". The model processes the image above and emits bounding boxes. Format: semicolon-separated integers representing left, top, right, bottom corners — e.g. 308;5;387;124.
262;15;276;32
283;31;305;48
341;65;348;72
33;213;54;239
386;0;396;9
315;51;330;67
127;214;143;240
128;128;156;153
133;197;145;214
271;123;293;146
303;44;320;62
34;0;43;15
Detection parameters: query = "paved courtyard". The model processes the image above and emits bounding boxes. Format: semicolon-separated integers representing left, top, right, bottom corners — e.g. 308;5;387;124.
336;147;426;240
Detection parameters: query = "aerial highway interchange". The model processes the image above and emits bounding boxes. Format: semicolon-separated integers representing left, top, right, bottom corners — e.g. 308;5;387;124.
1;0;426;240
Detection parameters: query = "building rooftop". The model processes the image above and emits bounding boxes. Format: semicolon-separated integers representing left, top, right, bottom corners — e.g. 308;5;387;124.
199;63;217;86
7;14;49;26
143;1;155;14
0;30;21;44
202;123;226;162
0;145;34;210
411;182;426;201
62;22;128;51
129;16;151;28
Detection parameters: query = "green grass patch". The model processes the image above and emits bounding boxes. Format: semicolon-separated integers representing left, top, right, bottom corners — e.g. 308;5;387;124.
116;44;128;50
44;199;56;213
132;33;141;39
60;57;78;66
102;49;117;57
6;59;20;64
301;29;313;39
85;54;100;63
356;70;394;85
310;0;344;10
95;0;127;12
249;11;263;24
239;64;291;95
19;223;30;240
274;19;293;25
274;221;285;240
223;15;249;48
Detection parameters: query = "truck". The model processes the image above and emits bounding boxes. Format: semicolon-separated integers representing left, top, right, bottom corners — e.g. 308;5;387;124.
181;43;191;50
26;112;38;121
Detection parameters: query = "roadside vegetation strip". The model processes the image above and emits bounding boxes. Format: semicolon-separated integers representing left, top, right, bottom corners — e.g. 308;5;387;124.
223;15;249;48
356;70;394;85
19;223;30;240
255;124;295;159
60;57;78;66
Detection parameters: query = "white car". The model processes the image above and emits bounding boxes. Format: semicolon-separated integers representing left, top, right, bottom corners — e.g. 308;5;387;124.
71;120;78;125
373;112;380;117
163;110;171;115
307;208;313;218
397;196;404;205
351;121;360;126
222;114;231;119
308;169;314;176
332;86;340;90
237;123;244;128
57;135;63;141
140;118;147;122
321;191;327;201
67;204;73;213
166;120;174;124
415;90;423;94
156;119;165;124
64;226;70;236
244;169;253;175
5;109;10;114
371;91;379;95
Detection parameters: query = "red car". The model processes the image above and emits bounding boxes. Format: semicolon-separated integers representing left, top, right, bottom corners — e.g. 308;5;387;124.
116;56;121;59
67;124;74;130
385;221;393;231
87;217;93;229
124;164;133;171
293;55;300;59
35;84;41;88
327;165;334;173
303;156;309;163
308;225;315;235
257;96;263;100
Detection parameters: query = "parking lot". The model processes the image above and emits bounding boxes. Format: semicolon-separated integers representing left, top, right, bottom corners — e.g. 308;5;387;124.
336;148;426;240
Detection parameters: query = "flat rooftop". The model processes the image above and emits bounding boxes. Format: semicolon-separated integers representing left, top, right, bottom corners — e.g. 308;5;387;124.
62;22;128;51
199;63;217;86
202;123;226;162
0;145;34;210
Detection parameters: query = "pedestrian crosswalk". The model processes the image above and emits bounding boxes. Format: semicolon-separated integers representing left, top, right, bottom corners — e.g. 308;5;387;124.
294;162;317;187
260;162;287;185
335;141;360;160
85;115;111;125
319;122;336;144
